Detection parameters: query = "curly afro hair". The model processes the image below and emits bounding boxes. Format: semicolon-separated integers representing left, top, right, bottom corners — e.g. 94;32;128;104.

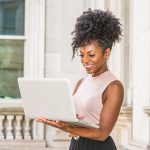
71;8;122;58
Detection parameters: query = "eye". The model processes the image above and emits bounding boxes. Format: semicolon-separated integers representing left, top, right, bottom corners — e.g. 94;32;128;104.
88;54;95;57
79;54;84;58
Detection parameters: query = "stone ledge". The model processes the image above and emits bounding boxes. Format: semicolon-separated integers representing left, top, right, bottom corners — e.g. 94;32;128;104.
0;100;23;107
117;106;132;124
0;107;24;115
0;148;52;150
120;106;132;116
0;139;46;147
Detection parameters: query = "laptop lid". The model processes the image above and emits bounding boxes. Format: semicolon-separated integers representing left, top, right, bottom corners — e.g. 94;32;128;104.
18;78;78;122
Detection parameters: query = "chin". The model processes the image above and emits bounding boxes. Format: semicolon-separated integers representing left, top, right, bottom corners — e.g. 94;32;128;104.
86;71;94;75
85;68;95;75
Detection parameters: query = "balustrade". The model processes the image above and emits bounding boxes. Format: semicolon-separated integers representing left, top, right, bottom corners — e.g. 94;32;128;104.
0;106;44;140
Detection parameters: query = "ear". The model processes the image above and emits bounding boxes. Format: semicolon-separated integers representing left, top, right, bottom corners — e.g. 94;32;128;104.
104;48;111;59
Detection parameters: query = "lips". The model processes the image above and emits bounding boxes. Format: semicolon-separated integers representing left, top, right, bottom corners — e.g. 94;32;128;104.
84;64;94;69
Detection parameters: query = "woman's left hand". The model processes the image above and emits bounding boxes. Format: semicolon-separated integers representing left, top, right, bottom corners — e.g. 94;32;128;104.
35;118;71;131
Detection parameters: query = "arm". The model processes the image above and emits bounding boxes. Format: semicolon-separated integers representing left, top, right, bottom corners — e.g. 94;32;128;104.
36;80;124;141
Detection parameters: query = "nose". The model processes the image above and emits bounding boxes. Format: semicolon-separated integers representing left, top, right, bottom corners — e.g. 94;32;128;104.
81;55;90;64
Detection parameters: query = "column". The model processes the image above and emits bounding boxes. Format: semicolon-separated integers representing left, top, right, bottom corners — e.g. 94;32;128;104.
131;0;150;148
106;0;133;148
105;0;126;103
24;0;45;77
121;0;132;106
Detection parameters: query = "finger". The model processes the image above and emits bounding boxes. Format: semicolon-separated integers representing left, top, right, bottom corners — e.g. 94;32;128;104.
35;119;69;131
76;114;85;119
41;119;57;124
35;118;44;122
35;119;46;124
35;118;56;126
35;118;47;123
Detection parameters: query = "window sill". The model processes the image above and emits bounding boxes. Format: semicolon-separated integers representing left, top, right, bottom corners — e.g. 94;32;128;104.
0;99;23;108
0;35;26;40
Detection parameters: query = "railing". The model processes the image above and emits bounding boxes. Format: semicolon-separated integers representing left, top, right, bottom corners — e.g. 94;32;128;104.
0;104;46;148
0;107;33;140
0;103;135;149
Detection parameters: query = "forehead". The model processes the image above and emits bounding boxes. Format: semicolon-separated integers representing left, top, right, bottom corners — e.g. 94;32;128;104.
79;42;102;53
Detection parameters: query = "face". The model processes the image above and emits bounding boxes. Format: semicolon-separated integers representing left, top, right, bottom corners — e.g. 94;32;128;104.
79;42;110;77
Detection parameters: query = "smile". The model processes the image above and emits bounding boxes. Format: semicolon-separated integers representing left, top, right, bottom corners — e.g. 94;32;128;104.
84;64;94;69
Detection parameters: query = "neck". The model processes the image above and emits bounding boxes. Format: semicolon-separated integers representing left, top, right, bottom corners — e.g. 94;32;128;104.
92;66;108;77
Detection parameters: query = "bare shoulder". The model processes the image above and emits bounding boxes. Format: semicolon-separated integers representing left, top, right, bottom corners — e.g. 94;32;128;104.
72;78;84;95
104;80;124;104
108;80;124;92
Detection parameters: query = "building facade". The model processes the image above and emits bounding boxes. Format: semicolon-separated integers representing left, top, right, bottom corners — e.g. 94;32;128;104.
0;0;150;149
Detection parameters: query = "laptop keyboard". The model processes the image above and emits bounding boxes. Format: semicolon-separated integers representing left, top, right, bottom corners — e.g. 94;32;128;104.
67;120;99;128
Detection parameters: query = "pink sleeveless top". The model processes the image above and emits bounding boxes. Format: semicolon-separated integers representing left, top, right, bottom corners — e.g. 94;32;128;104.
73;70;118;124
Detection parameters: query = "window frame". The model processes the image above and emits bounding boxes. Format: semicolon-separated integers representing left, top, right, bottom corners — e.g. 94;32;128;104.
0;0;45;103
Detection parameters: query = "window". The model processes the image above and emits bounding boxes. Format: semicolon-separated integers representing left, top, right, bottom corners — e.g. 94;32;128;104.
0;40;24;98
0;0;45;101
0;0;24;35
0;0;25;99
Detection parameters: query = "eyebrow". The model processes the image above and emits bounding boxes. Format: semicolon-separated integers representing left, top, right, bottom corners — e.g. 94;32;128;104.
79;50;96;53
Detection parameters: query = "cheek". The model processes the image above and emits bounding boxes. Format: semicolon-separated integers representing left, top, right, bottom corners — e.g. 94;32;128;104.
94;57;106;67
93;56;103;63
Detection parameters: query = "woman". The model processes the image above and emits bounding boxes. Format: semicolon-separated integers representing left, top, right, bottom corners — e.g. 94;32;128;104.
36;8;124;150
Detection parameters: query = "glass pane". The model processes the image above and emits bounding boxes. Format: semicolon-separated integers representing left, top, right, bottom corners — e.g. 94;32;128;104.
0;40;24;99
0;0;25;35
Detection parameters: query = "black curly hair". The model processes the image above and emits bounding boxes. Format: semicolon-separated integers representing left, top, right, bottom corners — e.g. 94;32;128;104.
71;8;122;58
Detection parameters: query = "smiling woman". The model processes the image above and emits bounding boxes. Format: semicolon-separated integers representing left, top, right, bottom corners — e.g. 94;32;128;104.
36;8;124;150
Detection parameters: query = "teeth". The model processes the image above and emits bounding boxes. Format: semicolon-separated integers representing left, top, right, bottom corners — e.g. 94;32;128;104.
85;65;93;68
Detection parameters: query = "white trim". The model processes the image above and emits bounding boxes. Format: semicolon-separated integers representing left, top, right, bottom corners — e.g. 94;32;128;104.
0;36;26;40
24;0;45;78
0;99;22;108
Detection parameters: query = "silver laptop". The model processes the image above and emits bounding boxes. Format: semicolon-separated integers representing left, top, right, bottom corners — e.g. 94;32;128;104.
18;78;99;128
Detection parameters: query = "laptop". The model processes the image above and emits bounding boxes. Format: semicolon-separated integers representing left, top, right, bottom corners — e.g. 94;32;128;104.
18;78;99;129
